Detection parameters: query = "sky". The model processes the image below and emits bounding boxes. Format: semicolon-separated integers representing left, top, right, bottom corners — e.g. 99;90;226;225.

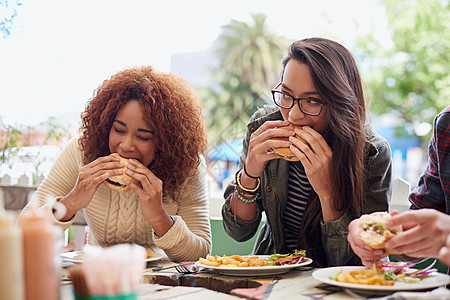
0;0;389;127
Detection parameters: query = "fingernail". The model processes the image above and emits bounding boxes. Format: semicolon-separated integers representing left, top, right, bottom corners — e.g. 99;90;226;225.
303;126;309;130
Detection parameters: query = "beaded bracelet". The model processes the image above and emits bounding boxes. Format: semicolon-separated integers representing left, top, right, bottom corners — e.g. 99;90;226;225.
235;169;260;194
235;189;260;204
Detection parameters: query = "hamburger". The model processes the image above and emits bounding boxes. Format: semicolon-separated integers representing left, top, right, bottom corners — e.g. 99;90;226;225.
271;123;307;161
103;153;138;193
358;213;403;254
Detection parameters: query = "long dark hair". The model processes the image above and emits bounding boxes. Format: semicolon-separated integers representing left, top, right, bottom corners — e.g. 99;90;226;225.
283;38;367;265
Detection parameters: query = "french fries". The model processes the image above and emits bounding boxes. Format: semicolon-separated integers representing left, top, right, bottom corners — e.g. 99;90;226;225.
336;269;395;286
198;255;270;268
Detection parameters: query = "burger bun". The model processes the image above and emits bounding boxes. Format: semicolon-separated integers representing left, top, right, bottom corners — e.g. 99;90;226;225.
271;123;307;161
358;213;403;254
103;153;138;193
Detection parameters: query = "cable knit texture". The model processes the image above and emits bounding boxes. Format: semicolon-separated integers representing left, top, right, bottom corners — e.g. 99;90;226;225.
22;137;212;261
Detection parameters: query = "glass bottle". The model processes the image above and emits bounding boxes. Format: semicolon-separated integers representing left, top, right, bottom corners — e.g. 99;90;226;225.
18;208;58;300
0;192;24;300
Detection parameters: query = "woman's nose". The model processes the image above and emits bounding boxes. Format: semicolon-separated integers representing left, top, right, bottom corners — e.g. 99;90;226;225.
120;135;135;152
289;102;306;120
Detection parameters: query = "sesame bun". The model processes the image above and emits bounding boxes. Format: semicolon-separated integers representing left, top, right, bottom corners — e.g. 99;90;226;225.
358;213;403;254
103;153;138;193
272;124;306;162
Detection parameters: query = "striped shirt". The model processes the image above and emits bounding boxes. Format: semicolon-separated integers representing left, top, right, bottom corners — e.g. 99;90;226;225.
282;162;312;251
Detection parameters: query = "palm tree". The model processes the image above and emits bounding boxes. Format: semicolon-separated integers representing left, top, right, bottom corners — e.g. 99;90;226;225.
217;13;287;94
203;13;289;148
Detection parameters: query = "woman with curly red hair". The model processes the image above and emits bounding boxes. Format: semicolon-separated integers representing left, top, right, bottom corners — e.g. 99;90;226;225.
22;66;211;261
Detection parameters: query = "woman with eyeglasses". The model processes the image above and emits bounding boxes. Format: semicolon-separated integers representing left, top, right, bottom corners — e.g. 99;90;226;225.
222;37;392;267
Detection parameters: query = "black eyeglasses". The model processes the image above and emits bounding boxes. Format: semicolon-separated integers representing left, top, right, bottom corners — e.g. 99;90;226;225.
271;83;325;116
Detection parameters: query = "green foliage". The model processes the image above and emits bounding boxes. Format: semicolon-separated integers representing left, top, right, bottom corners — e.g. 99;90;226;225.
0;0;21;38
355;0;449;143
46;116;70;143
201;14;290;148
0;125;24;163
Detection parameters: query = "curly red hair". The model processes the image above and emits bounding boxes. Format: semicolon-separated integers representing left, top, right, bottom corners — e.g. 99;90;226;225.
79;66;207;194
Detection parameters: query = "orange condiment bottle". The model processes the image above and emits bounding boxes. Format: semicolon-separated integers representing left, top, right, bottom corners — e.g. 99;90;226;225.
18;208;58;300
0;194;24;300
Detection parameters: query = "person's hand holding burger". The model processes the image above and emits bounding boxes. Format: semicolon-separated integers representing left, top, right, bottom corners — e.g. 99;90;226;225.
347;211;401;268
57;154;125;221
271;123;307;161
242;120;294;181
114;156;173;236
232;120;294;220
103;153;138;192
286;124;336;222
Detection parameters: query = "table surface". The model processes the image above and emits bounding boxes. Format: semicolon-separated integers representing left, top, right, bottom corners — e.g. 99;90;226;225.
61;259;450;299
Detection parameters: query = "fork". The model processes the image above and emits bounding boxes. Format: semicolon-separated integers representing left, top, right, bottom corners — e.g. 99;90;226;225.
174;263;196;274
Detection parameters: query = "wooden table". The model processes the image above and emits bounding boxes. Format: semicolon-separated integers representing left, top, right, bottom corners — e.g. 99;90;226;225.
61;260;359;299
61;260;449;299
138;261;369;299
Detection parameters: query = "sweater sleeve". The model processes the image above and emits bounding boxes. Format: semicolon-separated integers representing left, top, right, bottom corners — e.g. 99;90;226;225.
20;137;83;230
152;156;212;261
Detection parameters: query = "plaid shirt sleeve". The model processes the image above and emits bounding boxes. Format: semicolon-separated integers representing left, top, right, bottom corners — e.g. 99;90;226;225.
409;106;450;214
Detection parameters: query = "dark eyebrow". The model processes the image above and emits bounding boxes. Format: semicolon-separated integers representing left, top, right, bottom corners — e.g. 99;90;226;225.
113;120;155;134
281;83;295;93
114;120;126;126
138;128;154;134
281;83;320;97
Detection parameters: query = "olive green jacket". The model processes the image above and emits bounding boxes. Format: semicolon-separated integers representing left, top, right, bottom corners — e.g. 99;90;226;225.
222;106;392;267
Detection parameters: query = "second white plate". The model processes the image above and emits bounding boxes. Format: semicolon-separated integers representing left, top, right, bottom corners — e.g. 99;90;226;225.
312;266;450;291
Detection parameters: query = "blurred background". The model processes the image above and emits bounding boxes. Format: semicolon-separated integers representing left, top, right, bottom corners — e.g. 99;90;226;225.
1;0;449;217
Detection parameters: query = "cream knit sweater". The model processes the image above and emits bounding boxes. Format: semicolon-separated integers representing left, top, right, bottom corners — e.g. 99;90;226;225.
23;137;211;261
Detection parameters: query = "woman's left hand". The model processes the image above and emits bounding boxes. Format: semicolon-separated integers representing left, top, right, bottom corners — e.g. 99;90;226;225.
123;159;174;236
289;126;338;221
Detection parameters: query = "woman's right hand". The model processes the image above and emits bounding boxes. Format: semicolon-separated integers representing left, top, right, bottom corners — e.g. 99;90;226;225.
244;120;295;179
230;120;294;220
58;155;124;221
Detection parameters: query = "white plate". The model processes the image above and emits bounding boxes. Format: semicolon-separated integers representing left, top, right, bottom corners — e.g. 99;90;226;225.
312;266;450;291
60;250;163;264
195;255;313;277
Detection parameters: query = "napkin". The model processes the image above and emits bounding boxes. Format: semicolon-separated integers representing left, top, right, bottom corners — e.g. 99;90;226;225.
82;244;146;296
